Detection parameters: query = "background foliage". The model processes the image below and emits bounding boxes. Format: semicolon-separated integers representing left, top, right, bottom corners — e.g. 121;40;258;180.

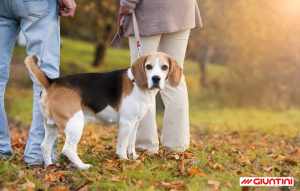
60;0;300;109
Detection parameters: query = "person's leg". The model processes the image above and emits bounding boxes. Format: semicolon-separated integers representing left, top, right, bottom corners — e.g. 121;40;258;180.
0;0;21;159
128;34;161;153
157;29;190;152
13;0;60;165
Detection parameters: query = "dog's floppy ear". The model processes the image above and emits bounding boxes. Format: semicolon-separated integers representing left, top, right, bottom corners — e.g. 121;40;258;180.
131;55;148;87
167;56;183;88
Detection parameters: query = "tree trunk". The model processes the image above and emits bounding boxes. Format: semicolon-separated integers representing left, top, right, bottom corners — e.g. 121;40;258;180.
93;43;106;68
200;46;214;87
92;24;115;68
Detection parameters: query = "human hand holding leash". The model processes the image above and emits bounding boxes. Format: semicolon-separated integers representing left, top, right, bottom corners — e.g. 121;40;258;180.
120;2;133;15
58;0;76;18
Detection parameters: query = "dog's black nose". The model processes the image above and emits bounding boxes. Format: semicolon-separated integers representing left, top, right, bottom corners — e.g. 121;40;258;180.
152;76;161;83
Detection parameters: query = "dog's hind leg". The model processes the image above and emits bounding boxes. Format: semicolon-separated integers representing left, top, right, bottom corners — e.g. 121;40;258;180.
41;122;59;168
62;110;92;170
127;121;139;160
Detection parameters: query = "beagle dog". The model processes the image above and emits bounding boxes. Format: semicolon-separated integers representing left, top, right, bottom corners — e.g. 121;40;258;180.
24;52;183;170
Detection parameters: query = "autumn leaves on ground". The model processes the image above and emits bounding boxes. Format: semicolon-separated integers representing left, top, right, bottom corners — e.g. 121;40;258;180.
1;119;300;191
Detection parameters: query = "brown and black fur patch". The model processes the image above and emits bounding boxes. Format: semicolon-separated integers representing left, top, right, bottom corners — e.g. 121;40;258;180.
44;86;82;128
48;68;132;114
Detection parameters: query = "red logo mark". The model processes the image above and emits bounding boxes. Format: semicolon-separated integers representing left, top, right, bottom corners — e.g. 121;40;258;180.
241;179;253;184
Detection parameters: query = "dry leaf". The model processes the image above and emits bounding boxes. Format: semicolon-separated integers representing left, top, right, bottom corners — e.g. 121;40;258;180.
96;176;102;181
225;182;232;188
52;186;69;191
135;163;143;171
136;180;143;188
197;173;208;177
22;177;35;190
179;162;187;176
274;154;285;161
187;167;198;175
263;166;273;172
237;156;250;164
6;174;26;186
16;170;25;178
166;163;172;169
292;171;300;177
131;178;137;184
77;185;88;191
207;180;220;186
85;178;95;182
10;163;18;168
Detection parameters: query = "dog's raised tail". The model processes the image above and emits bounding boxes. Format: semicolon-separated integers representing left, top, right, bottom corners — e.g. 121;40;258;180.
25;55;51;89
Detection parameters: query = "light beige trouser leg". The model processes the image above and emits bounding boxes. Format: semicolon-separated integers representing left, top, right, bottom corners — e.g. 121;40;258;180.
129;29;190;153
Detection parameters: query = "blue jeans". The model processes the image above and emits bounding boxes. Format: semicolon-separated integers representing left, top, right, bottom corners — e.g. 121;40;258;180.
0;0;60;165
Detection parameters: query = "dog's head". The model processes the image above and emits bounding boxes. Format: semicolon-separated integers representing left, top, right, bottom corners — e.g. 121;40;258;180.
131;52;183;90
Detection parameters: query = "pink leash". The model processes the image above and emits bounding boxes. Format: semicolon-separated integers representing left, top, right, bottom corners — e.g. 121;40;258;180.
118;12;143;57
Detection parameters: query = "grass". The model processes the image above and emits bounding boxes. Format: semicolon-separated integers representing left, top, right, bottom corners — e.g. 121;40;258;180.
2;37;300;190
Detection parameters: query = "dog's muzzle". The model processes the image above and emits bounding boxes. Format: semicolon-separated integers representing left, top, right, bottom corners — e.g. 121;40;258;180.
151;76;161;89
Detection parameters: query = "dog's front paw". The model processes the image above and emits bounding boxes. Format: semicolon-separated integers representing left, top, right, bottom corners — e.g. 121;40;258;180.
128;153;139;160
44;163;52;169
118;154;129;160
132;154;139;160
78;164;92;170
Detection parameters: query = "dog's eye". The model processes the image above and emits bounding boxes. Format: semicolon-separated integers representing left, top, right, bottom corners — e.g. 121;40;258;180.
146;64;153;70
161;65;168;71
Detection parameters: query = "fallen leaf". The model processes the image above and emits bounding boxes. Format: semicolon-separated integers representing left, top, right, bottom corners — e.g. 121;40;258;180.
187;167;198;175
207;180;220;186
6;174;26;186
179;161;187;176
85;178;95;182
78;185;88;191
22;177;35;190
52;186;69;191
131;178;137;184
96;176;102;181
284;158;298;166
98;146;105;151
292;171;300;177
102;166;119;173
16;170;25;178
71;176;80;182
263;166;274;172
237;156;251;164
274;154;285;161
166;163;172;169
136;180;143;188
11;163;18;168
197;173;208;177
135;163;143;171
225;182;232;188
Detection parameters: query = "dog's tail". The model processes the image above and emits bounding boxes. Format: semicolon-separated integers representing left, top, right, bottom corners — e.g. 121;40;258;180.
24;55;52;89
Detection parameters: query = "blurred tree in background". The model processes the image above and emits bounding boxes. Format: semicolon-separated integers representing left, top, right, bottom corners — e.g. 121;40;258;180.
60;0;119;67
187;0;300;109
